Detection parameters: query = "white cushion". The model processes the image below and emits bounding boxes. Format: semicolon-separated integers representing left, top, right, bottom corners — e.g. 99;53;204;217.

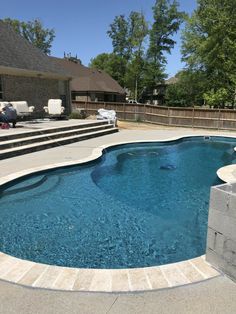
0;102;9;110
10;101;34;115
47;99;64;115
97;108;117;124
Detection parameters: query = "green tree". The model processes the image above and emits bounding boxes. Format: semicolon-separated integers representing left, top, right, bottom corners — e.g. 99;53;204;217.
145;0;185;90
125;55;146;100
89;53;127;86
105;11;148;98
165;70;208;106
181;0;236;106
126;11;148;100
127;11;148;57
107;15;129;60
3;18;55;55
203;88;231;108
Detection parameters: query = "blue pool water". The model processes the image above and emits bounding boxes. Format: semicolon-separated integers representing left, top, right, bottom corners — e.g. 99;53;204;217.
0;136;236;269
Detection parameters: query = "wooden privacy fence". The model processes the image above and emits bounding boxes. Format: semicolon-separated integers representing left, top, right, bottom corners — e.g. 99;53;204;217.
72;100;236;131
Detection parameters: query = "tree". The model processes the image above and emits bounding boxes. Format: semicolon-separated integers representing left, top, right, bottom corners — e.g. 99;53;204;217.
126;11;148;100
125;55;146;100
91;3;184;102
165;70;208;106
203;88;231;108
181;0;236;106
3;18;55;55
106;11;148;98
107;15;129;60
89;53;127;86
145;0;185;90
127;11;148;57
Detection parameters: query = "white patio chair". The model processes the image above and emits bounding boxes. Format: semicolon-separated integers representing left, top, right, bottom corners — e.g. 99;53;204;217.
10;101;35;117
0;102;9;110
96;108;117;125
44;99;65;117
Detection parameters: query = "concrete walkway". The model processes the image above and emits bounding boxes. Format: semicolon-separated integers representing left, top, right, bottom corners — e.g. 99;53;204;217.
1;123;236;178
0;122;236;313
0;276;235;314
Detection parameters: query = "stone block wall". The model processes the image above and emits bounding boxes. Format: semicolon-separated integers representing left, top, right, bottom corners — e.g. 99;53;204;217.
206;183;236;281
2;75;70;113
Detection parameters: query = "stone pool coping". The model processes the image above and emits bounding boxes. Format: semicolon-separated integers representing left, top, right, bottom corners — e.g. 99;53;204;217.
0;134;233;292
217;164;236;183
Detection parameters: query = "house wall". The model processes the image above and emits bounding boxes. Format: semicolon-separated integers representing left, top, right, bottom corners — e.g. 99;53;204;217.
1;75;70;113
71;91;125;103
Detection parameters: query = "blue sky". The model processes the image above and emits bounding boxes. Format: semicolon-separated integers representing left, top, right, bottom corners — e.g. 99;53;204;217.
1;0;197;78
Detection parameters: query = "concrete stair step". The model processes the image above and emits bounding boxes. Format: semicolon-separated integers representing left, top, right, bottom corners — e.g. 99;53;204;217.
0;124;113;150
0;127;118;160
0;120;109;142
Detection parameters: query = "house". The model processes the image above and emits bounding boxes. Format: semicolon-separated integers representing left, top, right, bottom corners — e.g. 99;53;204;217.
0;20;71;113
140;77;178;105
51;56;126;103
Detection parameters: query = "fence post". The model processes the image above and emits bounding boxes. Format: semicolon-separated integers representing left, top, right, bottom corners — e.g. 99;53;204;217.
168;106;170;125
123;102;126;120
218;108;221;130
192;107;195;128
144;104;146;122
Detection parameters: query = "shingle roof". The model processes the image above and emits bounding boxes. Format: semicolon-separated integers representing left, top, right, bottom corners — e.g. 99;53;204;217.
0;20;70;79
51;57;125;95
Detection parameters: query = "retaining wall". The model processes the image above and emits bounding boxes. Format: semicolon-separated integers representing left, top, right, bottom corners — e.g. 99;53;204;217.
206;183;236;281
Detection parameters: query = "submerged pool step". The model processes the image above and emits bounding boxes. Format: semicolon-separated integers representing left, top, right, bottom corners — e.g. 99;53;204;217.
0;124;113;150
0;127;118;160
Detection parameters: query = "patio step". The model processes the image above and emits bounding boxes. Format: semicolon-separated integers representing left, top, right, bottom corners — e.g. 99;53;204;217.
0;120;109;142
0;127;118;160
0;124;113;150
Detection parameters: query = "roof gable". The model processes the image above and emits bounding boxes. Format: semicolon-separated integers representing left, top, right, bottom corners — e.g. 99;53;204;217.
0;20;70;79
51;57;125;94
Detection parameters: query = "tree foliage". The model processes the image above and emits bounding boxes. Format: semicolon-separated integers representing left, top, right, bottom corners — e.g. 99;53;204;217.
89;53;127;86
145;0;185;90
107;15;129;60
181;0;236;106
92;2;184;101
100;11;148;99
3;18;55;55
165;70;207;106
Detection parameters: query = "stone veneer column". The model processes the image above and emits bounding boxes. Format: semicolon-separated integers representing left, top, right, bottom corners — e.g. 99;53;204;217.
206;183;236;280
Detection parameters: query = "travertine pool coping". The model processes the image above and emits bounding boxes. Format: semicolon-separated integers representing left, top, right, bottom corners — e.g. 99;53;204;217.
217;164;236;183
1;134;233;292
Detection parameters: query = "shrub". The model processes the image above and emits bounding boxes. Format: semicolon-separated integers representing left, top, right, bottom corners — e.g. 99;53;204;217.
69;110;87;119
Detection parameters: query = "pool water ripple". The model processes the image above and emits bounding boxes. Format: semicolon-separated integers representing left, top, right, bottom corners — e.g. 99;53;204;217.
0;136;236;269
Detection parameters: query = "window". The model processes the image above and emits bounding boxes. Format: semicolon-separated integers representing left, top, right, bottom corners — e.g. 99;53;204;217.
0;76;3;100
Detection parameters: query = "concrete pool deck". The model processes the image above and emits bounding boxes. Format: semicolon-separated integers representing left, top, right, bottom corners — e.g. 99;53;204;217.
0;121;236;312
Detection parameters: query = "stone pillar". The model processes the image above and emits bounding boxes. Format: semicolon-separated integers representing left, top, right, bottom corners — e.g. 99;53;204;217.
206;183;236;281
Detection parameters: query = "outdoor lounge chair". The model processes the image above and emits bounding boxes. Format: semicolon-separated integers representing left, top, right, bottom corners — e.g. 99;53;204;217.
0;102;9;110
10;101;35;117
96;108;117;125
44;99;65;118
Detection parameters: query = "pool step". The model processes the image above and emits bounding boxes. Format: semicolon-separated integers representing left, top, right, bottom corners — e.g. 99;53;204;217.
0;120;109;142
0;124;113;150
0;127;118;160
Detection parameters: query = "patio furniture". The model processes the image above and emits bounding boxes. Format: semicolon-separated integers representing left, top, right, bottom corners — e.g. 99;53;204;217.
0;101;9;109
96;108;117;125
10;101;35;117
43;99;65;118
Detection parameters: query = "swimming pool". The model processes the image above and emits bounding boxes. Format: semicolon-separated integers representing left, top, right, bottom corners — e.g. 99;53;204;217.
0;136;235;269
